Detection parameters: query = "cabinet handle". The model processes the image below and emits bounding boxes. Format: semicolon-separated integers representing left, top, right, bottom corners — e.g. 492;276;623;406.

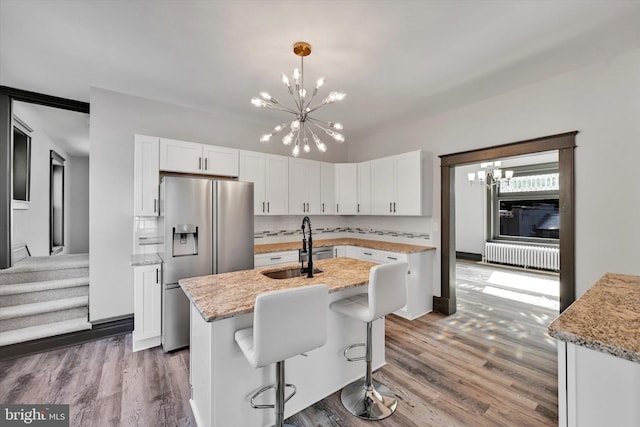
363;252;373;256
153;198;157;213
337;203;339;213
306;202;309;211
303;202;306;212
322;203;325;213
270;256;282;260
334;248;337;257
267;202;270;213
205;158;208;171
390;202;392;213
393;202;396;213
262;201;265;212
357;203;360;213
156;268;159;284
387;256;398;260
199;157;202;170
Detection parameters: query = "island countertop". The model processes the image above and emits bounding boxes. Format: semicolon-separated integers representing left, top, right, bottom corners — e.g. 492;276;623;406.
548;272;640;364
254;237;435;254
179;257;378;322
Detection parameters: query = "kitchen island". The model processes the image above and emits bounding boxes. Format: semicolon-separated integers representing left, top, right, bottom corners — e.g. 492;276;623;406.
180;257;384;427
549;273;640;427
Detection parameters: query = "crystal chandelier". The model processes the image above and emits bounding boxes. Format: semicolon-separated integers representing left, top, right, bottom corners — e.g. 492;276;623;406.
251;42;346;157
468;161;514;187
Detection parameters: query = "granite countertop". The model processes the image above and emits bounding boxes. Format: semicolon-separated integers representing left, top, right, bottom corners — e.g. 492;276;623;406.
255;237;435;255
548;272;640;364
180;257;378;322
130;253;163;266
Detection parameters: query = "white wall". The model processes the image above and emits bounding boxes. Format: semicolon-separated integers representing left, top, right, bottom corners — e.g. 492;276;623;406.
89;88;349;322
348;48;640;299
455;164;485;255
68;155;89;253
12;103;71;256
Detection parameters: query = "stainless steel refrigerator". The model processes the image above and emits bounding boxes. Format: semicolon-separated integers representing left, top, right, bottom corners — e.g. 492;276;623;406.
160;176;254;352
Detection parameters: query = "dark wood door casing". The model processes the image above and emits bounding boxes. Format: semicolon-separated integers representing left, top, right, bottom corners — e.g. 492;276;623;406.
436;131;577;315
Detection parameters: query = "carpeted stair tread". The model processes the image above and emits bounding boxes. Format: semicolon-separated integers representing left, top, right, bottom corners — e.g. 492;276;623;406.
0;277;89;296
0;296;88;320
2;254;89;273
0;317;92;347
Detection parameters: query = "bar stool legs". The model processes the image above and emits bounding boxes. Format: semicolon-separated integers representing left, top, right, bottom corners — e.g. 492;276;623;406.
340;321;398;420
249;361;297;427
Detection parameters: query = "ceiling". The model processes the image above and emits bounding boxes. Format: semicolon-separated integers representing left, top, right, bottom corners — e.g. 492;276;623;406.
2;0;640;142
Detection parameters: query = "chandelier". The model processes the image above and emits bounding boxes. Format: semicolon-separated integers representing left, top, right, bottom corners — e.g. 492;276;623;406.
251;41;346;157
468;161;514;187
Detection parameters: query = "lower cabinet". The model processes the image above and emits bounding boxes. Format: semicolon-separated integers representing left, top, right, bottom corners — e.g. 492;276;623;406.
254;250;299;268
133;264;162;352
345;245;433;320
334;245;347;258
558;342;640;427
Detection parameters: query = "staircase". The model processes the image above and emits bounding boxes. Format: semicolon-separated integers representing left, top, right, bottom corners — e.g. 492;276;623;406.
0;254;91;347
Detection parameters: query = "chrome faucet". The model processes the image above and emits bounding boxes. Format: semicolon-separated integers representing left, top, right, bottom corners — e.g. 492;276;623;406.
301;216;314;278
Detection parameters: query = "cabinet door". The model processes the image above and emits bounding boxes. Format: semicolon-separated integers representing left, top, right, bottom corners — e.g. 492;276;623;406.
394;151;422;215
334;245;346;257
320;162;335;215
133;265;162;342
306;161;322;215
288;158;308;215
203;145;239;177
357;162;372;214
335;164;358;214
159;138;203;173
265;155;289;215
134;135;160;216
239;151;266;215
371;157;395;215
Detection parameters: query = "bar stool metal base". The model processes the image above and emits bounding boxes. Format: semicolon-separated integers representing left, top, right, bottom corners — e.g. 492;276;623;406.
340;378;398;420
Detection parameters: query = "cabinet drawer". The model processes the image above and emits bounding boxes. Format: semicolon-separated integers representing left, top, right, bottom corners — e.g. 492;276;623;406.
254;250;299;268
346;246;407;264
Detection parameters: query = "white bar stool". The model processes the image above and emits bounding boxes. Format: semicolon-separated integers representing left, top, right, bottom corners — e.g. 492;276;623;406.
235;284;329;427
330;261;408;420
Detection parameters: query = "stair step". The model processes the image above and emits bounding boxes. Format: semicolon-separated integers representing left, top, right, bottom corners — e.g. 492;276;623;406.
0;296;88;320
0;277;89;296
0;306;88;333
0;254;89;286
0;317;92;347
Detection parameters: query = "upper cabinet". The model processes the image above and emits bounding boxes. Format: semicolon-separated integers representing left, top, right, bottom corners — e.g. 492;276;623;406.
289;158;321;215
159;138;239;177
357;161;372;215
334;163;358;215
134;134;160;216
371;150;432;216
320;162;335;215
239;151;288;215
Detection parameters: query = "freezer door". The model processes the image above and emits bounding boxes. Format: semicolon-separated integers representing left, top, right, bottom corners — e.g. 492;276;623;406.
214;180;255;273
162;283;190;352
162;177;212;284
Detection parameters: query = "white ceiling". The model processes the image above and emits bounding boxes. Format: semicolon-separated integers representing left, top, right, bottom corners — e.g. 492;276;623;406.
2;0;640;142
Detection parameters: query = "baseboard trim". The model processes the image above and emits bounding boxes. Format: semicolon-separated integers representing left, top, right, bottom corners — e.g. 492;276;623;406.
456;251;482;261
433;296;457;315
0;315;133;361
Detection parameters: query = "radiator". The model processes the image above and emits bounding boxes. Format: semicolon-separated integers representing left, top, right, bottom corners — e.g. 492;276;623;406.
485;242;559;271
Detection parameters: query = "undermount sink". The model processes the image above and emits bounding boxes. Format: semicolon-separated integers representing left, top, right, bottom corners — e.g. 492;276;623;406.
262;267;324;279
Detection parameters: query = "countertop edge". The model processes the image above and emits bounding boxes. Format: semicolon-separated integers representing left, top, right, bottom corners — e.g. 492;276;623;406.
255;238;436;255
548;327;640;364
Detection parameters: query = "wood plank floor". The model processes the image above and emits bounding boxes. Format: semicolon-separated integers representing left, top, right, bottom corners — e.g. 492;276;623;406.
0;262;559;426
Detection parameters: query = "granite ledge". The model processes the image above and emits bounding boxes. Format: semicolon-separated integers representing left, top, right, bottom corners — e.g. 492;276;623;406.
548;272;640;364
130;253;163;266
255;238;435;255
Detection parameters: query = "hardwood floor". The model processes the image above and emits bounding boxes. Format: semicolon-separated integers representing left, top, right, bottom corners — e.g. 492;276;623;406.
0;262;558;426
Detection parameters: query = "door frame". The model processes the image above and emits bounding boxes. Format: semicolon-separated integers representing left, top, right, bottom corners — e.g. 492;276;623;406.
0;86;89;268
435;131;577;315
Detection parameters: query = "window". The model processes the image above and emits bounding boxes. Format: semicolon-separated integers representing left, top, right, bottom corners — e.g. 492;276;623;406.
12;118;32;205
490;164;559;244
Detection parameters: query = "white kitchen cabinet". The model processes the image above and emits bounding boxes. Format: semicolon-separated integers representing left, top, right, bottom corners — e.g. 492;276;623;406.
133;264;162;352
203;145;239;177
289;158;321;215
357;162;372;214
320;162;335;215
254;250;299;268
345;245;432;320
558;342;640;427
335;163;358;214
133;134;160;217
371;150;432;216
239;151;289;215
334;245;346;258
160;138;239;177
